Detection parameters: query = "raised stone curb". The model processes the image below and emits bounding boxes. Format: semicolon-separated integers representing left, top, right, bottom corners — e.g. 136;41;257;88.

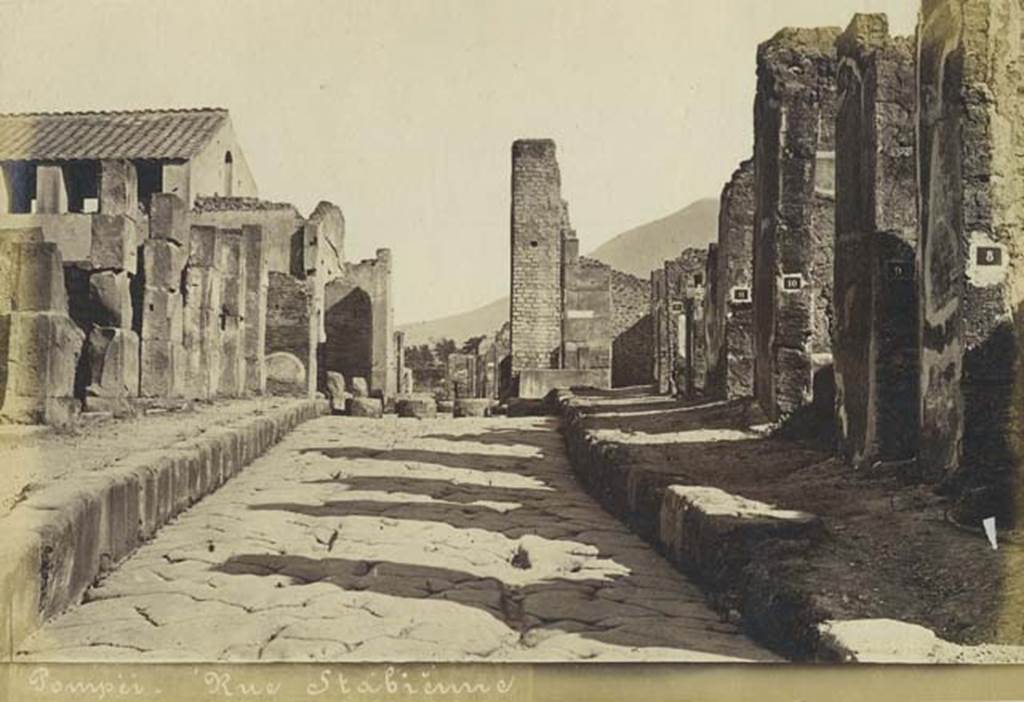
0;397;327;660
553;388;958;662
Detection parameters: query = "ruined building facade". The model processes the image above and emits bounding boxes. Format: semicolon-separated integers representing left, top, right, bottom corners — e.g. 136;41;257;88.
0;108;395;423
753;28;840;422
833;15;918;469
508;139;651;399
651;248;708;397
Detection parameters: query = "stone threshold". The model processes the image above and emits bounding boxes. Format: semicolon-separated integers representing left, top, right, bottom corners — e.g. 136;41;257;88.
554;389;1024;664
0;397;328;660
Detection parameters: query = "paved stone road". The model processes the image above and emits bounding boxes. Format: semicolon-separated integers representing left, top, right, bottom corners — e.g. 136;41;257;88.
18;415;778;662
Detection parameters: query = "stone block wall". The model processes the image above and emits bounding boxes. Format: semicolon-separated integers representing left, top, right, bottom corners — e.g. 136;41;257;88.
561;254;613;375
708;160;756;400
510;139;564;385
917;0;1024;518
753;26;841;421
183;225;224;399
651;269;670;394
610;268;653;388
834;14;918;469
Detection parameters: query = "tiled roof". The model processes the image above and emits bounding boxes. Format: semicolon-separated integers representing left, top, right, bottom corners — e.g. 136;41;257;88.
0;108;229;161
193;196;297;213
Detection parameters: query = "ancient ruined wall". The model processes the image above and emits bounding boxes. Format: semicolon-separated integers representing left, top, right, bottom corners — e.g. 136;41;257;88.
834;14;918;469
447;352;478;399
753;26;841;420
610;267;653;387
321;249;394;400
192;199;305;276
561;252;613;376
265;271;315;393
650;269;669;393
704;243;720;392
663;248;708;396
510;139;564;384
918;0;1024;512
709;160;755;400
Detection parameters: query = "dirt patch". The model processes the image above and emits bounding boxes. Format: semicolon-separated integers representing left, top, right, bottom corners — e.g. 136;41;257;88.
568;388;1013;646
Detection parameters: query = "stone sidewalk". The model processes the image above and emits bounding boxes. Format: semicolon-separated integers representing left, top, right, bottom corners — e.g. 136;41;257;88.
17;415;779;662
0;398;310;515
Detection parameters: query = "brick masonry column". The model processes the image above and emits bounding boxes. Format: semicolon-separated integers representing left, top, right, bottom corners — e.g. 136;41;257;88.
510;139;564;391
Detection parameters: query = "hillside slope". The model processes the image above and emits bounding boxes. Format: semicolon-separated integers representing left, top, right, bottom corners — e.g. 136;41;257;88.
398;198;719;345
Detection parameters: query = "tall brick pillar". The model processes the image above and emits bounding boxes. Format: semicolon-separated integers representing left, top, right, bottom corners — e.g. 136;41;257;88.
753;27;841;421
918;0;1024;523
834;14;918;469
510;139;564;393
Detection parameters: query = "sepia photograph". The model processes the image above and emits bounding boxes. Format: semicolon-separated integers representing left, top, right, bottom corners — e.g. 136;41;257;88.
2;0;1024;699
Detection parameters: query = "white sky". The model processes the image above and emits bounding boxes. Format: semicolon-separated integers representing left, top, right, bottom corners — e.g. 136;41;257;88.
0;0;918;324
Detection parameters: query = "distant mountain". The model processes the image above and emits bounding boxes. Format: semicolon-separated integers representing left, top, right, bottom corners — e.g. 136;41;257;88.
587;197;719;277
398;198;719;345
400;296;509;347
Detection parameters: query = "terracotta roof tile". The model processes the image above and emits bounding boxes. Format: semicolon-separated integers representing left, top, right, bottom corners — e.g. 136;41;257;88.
0;108;229;161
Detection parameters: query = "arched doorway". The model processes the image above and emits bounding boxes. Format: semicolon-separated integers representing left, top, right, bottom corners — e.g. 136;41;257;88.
320;285;373;389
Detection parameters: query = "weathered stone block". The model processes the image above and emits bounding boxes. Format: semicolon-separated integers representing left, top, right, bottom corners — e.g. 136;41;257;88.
90;214;137;271
396;394;437;419
0;241;68;315
189;225;222;269
88;270;133;329
0;311;84;423
99;159;138;216
141;239;186;292
84;326;140;400
454;398;493;418
149;193;190;248
347;396;383;418
218;232;246;319
265;351;306;396
350;376;369;398
141;286;183;342
219;327;246;398
139;337;182;398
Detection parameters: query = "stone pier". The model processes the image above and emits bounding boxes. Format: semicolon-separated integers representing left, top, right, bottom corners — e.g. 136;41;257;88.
834;14;918;469
753;27;840;421
140;194;189;398
918;0;1024;520
708;160;755;400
